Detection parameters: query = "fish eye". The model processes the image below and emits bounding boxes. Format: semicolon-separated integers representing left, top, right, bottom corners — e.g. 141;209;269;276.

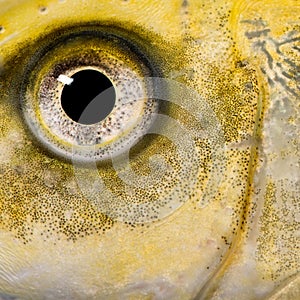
19;25;159;161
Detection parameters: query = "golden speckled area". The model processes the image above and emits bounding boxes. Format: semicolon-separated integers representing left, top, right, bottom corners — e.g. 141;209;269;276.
0;0;299;299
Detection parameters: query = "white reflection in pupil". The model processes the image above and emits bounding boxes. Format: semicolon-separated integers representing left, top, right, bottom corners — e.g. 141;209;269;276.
57;74;73;85
60;69;116;125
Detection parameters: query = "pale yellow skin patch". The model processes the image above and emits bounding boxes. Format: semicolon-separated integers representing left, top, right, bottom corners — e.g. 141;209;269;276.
0;0;299;299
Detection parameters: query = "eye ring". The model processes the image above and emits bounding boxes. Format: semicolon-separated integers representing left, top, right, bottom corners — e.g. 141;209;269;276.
20;25;161;162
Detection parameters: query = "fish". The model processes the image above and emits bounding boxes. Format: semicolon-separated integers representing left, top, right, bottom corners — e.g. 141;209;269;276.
0;0;299;299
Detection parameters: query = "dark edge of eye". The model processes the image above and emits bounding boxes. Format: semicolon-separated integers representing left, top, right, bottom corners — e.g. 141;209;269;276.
22;23;163;81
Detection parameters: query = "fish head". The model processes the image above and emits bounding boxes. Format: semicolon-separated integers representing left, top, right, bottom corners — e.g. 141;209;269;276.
0;0;299;299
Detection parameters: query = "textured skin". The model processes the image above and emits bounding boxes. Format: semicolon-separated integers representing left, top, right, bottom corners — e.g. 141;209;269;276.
0;0;299;299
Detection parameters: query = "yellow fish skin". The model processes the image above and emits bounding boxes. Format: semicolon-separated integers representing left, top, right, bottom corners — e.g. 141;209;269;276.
0;0;299;299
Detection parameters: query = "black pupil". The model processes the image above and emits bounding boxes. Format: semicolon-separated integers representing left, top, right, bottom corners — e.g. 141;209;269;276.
61;69;116;125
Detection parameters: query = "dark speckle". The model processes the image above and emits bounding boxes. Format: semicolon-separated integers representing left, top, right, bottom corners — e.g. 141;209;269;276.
182;0;189;8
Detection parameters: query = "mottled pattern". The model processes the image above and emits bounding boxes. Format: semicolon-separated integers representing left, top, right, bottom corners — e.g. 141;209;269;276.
0;0;298;299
